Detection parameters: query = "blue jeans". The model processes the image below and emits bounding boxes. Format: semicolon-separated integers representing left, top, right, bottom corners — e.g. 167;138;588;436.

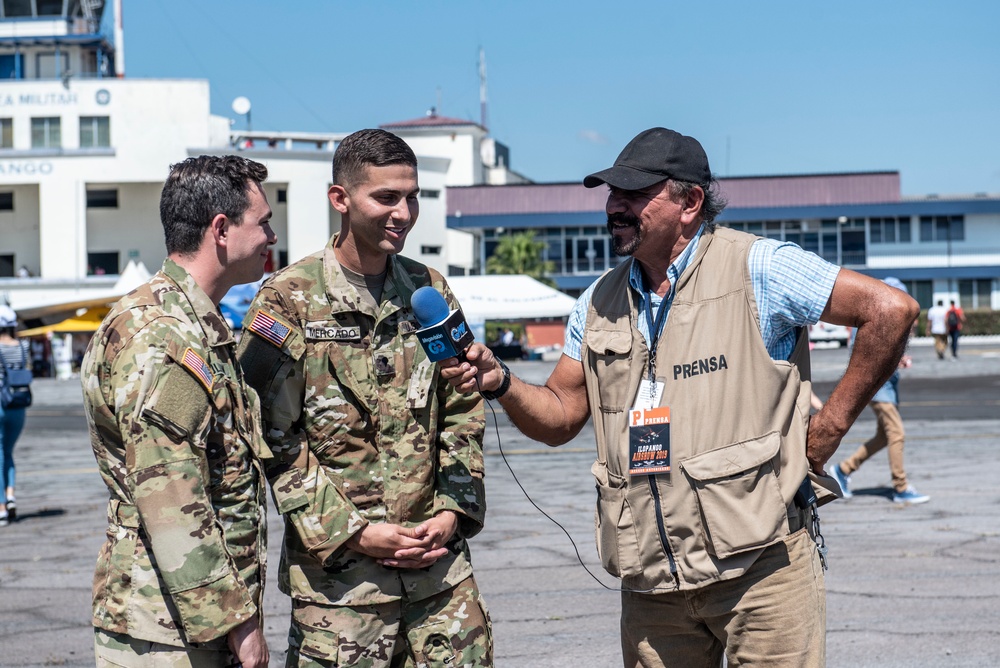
0;404;26;493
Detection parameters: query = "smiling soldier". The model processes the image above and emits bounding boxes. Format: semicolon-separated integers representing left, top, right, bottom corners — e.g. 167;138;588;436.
237;129;491;667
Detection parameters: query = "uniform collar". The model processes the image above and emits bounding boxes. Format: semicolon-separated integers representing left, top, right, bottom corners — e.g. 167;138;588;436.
323;234;409;321
160;258;234;346
628;222;707;299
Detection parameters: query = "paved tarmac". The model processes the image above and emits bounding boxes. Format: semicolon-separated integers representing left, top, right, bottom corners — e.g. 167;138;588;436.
1;340;999;666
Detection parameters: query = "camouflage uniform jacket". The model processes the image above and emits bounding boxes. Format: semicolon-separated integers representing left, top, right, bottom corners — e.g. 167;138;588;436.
236;237;486;607
82;259;268;647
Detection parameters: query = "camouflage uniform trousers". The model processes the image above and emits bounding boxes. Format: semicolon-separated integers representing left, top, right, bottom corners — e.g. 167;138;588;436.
94;628;239;667
286;575;493;668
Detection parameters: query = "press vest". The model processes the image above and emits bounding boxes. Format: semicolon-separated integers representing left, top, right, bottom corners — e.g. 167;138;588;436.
583;227;814;592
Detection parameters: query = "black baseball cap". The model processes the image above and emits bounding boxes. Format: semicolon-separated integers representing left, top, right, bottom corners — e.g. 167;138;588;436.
584;127;711;190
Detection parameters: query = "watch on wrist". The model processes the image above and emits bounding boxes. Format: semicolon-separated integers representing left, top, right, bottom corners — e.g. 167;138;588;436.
480;357;511;400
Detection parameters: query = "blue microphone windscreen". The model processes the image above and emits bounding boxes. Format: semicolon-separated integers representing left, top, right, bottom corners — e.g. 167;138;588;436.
411;286;450;327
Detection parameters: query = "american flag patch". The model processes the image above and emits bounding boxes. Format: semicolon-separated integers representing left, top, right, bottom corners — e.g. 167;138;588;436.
248;310;292;348
181;347;214;392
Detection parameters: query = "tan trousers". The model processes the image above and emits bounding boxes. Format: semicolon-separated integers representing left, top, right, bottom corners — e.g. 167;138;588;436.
841;401;907;492
620;529;826;668
932;333;948;358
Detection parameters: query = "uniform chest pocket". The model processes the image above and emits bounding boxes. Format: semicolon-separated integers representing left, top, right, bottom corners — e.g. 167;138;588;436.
585;329;634;413
679;431;787;559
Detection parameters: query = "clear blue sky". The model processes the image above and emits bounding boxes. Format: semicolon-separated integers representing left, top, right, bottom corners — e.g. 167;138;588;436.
123;0;999;196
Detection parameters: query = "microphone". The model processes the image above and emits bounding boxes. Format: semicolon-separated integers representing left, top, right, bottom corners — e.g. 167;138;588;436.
410;286;475;362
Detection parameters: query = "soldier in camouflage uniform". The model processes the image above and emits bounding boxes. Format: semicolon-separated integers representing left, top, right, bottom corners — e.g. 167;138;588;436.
82;156;276;667
237;129;491;667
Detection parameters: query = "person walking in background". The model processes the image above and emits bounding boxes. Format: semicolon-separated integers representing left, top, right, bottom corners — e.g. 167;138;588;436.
927;299;948;359
237;129;491;667
946;299;966;359
832;278;929;505
0;305;30;526
81;156;275;667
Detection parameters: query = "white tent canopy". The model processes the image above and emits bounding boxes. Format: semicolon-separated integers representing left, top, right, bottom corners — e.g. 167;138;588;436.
446;275;577;321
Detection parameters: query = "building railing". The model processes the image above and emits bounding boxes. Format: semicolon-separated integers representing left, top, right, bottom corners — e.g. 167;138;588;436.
229;130;349;153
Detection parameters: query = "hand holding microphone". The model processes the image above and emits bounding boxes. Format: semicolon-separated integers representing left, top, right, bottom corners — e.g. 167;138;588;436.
411;286;509;398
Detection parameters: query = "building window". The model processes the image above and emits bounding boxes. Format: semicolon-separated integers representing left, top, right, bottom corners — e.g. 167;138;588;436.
2;0;31;17
959;279;993;310
421;246;442;255
87;251;119;275
0;254;13;277
79;116;110;148
870;217;911;244
36;0;65;17
919;215;964;242
0;54;24;80
0;118;12;148
31;116;61;148
277;188;287;203
0;192;12;210
86;189;119;208
35;51;69;79
901;280;933;310
420;189;441;199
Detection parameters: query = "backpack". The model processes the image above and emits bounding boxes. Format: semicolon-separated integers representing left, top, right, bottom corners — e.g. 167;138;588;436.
947;310;960;330
1;344;32;410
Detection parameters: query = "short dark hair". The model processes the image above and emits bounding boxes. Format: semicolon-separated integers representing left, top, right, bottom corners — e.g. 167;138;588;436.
667;178;728;230
332;129;417;188
160;155;268;255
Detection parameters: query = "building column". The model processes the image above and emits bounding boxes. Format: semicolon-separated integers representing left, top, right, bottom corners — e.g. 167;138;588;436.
285;177;336;265
38;177;86;280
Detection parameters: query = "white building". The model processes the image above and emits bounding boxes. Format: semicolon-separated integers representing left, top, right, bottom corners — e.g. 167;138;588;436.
0;1;522;322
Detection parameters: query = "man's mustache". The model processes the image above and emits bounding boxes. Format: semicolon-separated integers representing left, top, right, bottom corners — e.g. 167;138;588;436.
606;213;640;231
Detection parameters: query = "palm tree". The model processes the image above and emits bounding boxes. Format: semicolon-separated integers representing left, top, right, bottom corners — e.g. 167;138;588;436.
486;231;556;287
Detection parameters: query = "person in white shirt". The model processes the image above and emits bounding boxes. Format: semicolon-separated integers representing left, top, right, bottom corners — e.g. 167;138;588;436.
926;300;948;359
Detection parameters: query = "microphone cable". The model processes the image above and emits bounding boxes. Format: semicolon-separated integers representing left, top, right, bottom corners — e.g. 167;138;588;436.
477;376;663;595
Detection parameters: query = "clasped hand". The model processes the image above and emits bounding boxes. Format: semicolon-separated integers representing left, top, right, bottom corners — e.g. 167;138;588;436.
347;511;459;569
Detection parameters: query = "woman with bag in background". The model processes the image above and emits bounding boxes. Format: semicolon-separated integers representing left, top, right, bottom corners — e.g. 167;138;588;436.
0;305;30;527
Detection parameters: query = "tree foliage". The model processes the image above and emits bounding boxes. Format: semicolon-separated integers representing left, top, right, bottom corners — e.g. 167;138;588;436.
485;231;556;287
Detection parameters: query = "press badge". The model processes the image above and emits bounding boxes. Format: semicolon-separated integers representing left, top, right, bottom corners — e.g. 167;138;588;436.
628;406;671;476
633;378;664;409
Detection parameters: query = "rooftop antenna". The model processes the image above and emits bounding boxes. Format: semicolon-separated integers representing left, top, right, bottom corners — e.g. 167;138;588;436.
478;47;489;132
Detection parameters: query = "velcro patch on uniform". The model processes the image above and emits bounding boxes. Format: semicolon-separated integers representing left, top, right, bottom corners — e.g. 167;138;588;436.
248;310;294;348
304;321;362;341
142;364;212;440
398;319;418;334
180;347;214;392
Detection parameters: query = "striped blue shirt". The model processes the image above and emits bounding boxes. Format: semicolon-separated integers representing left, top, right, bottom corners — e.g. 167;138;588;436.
563;225;841;362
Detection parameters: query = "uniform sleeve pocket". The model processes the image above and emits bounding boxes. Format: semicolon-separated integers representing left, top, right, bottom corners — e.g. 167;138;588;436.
679;431;786;559
140;364;211;442
592;461;643;578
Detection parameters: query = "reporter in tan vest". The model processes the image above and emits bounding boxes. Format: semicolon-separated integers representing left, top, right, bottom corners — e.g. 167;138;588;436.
441;128;919;667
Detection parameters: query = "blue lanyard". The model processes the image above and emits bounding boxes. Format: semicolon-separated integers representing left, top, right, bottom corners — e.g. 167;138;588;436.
643;288;673;383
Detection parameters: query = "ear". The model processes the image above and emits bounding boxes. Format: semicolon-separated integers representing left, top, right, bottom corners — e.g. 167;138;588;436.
680;186;705;226
209;213;229;247
328;184;349;215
